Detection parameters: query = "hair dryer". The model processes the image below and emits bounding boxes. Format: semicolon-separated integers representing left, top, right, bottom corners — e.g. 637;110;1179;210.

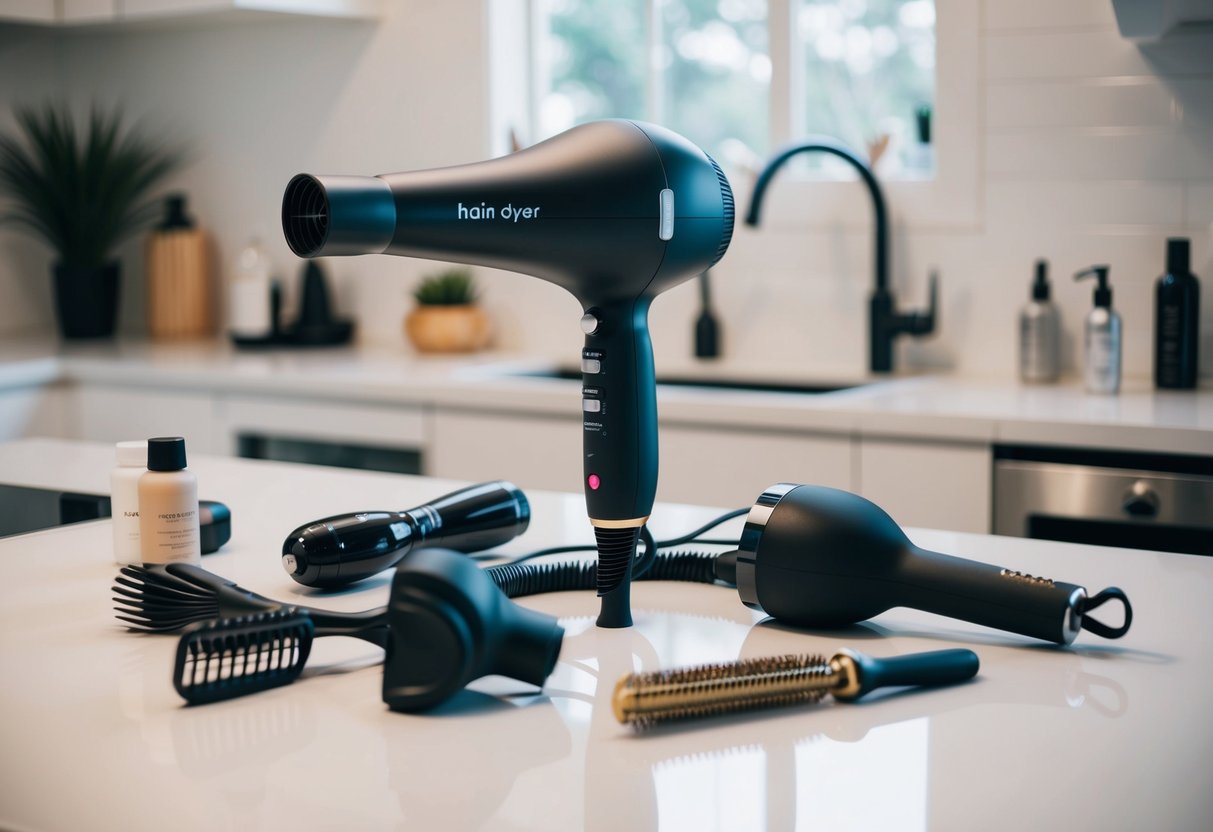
735;483;1132;644
281;481;530;589
281;120;735;627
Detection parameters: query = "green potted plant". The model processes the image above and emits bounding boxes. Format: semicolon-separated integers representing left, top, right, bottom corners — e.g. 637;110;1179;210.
0;104;181;339
405;268;492;353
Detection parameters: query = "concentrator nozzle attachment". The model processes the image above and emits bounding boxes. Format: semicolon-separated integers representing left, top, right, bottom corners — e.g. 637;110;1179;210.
282;173;396;257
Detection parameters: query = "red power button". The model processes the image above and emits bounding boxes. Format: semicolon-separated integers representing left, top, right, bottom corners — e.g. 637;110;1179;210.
587;474;601;490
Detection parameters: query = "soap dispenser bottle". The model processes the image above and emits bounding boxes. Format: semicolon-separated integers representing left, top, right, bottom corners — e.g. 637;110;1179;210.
1155;238;1200;389
1074;265;1121;394
1019;259;1060;383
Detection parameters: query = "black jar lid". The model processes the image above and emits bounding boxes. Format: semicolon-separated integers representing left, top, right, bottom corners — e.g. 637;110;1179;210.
147;437;187;471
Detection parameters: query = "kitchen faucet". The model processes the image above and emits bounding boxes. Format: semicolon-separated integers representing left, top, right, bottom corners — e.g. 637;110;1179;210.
745;137;937;373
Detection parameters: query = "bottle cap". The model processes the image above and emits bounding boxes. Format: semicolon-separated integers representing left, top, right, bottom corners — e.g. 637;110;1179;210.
147;437;188;472
115;440;147;468
1166;238;1190;275
159;194;193;231
1032;259;1050;301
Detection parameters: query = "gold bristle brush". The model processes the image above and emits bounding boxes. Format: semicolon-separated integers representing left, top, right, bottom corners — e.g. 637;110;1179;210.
612;647;979;728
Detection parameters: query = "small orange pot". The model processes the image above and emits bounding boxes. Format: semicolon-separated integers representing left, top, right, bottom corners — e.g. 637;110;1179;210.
405;304;492;353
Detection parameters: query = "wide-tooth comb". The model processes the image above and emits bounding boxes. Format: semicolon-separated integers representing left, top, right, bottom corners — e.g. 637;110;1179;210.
174;609;314;705
612;647;980;728
113;563;388;646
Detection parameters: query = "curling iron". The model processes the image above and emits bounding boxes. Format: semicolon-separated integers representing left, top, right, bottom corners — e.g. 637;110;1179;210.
281;481;530;589
281;120;735;627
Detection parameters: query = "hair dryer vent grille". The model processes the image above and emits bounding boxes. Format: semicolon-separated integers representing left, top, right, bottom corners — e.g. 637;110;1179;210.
282;175;329;257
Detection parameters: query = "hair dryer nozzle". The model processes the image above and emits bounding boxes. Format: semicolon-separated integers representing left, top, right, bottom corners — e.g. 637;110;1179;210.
282;173;396;257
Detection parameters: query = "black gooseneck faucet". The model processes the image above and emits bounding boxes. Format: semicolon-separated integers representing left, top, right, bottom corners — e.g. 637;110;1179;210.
745;137;937;373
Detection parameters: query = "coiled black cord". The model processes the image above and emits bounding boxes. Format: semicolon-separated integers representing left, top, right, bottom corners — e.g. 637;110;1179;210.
485;550;726;599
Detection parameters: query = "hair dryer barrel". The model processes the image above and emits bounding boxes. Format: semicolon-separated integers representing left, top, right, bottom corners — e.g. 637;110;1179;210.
283;174;396;257
281;119;733;304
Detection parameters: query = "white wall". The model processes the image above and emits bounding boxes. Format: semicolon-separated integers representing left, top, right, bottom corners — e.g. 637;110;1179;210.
0;0;1211;381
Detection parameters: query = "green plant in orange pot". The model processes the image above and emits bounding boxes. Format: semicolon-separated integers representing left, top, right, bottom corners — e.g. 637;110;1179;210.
0;104;182;339
405;268;492;353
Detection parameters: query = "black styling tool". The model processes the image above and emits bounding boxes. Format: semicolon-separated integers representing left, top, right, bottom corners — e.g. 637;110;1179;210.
281;119;735;628
612;647;979;728
281;480;530;589
166;550;564;708
114;562;388;646
383;548;565;712
174;609;314;705
734;484;1133;644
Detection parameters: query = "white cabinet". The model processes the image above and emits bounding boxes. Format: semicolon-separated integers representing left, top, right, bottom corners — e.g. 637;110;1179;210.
0;1;54;23
428;408;583;493
0;0;378;25
658;425;853;509
120;0;380;21
428;408;856;512
0;386;70;441
65;385;218;453
858;438;991;534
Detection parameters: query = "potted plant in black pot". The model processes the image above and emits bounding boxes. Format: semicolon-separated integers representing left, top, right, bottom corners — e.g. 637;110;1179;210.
0;105;181;339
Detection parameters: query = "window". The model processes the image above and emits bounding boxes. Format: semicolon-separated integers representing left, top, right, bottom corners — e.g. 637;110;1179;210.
489;0;978;227
529;0;934;177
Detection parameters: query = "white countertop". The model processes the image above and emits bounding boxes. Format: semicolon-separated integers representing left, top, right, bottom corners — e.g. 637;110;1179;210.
2;338;1212;454
0;438;1210;831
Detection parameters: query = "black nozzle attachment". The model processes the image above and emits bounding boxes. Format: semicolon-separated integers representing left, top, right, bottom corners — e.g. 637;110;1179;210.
737;483;1133;645
282;173;396;258
282;481;530;589
383;549;564;712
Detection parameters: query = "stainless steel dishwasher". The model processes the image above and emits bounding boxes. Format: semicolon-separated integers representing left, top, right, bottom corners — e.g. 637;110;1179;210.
993;445;1213;556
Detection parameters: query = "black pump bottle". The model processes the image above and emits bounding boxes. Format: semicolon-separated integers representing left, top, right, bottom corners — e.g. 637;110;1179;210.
1155;238;1200;389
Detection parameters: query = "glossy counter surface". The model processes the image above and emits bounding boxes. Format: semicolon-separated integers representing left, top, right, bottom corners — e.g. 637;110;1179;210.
0;439;1210;831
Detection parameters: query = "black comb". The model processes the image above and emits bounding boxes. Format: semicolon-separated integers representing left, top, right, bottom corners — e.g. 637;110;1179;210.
114;563;387;647
174;609;315;705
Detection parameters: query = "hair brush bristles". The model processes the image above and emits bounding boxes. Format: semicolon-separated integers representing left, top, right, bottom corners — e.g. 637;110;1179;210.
613;654;837;728
112;564;281;633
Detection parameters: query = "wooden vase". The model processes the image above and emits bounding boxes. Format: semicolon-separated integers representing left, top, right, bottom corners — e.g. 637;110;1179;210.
145;228;214;340
405;305;492;353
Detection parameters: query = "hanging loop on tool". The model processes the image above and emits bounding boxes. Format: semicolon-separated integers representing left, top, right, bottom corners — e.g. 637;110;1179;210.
1078;587;1133;639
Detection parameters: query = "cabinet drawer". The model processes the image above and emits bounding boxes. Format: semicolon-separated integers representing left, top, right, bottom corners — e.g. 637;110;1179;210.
658;425;853;509
859;438;991;533
70;385;216;452
429;408;582;492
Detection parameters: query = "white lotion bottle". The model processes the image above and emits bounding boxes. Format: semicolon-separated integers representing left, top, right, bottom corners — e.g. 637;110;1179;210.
111;440;147;565
138;436;201;565
1075;265;1121;395
228;239;274;339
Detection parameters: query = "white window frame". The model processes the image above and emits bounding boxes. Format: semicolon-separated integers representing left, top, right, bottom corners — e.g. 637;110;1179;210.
487;0;981;230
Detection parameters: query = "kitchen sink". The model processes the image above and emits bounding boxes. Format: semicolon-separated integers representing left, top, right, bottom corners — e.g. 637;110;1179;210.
514;367;864;395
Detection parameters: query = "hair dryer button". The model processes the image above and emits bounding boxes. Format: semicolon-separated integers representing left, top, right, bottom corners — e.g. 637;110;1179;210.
583;398;602;413
579;312;601;335
581;357;602;374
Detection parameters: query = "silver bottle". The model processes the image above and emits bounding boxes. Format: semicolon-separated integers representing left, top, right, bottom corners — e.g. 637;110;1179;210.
1020;260;1061;383
1075;265;1121;394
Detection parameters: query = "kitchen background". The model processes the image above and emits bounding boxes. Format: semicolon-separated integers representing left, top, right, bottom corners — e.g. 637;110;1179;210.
0;0;1210;379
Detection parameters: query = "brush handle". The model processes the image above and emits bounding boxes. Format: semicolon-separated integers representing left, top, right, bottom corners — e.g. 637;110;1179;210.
834;648;979;701
304;606;388;647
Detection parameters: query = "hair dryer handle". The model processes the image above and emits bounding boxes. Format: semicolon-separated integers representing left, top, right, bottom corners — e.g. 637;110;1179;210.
580;298;658;628
902;547;1088;644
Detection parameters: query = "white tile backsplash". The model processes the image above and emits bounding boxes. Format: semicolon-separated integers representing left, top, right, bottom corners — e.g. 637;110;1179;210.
0;0;1210;383
986;78;1178;129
